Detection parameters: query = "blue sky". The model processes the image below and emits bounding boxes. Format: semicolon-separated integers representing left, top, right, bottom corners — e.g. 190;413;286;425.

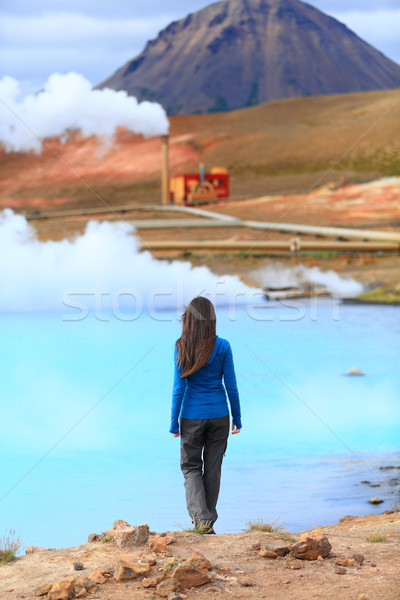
1;0;400;94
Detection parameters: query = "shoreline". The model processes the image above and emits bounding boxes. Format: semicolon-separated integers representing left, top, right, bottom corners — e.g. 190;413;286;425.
1;511;399;600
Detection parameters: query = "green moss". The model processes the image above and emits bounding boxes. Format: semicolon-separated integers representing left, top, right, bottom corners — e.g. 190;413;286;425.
357;287;400;304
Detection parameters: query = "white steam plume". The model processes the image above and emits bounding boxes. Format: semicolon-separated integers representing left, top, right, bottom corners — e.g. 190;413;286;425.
0;210;259;315
0;72;169;153
252;263;364;298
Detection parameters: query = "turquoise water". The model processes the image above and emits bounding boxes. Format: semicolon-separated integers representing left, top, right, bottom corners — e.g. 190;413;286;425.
1;302;399;549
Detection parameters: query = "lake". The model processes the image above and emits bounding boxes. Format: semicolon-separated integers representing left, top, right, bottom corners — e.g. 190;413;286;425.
1;301;399;550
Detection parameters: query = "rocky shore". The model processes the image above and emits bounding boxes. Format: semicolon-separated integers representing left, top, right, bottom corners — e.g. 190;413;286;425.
1;512;399;600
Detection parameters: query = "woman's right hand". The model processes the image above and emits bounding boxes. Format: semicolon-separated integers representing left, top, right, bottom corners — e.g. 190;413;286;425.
171;432;180;437
231;423;241;435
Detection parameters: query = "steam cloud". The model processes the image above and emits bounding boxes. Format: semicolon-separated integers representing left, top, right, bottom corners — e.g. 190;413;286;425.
0;210;258;315
252;264;364;298
0;72;169;153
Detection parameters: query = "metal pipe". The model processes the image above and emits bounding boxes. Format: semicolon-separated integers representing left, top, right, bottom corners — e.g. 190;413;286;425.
161;134;169;206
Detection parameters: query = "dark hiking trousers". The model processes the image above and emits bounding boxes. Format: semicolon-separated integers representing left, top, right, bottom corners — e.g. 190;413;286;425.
180;415;230;527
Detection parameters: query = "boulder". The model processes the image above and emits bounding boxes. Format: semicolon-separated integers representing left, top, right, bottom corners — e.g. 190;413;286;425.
149;535;168;554
87;533;102;542
106;521;149;547
172;564;211;588
290;534;331;560
73;561;84;571
368;497;384;504
259;549;278;559
142;576;165;588
184;551;211;571
74;580;88;598
76;578;96;593
48;578;76;600
114;560;151;581
156;577;181;597
346;367;364;376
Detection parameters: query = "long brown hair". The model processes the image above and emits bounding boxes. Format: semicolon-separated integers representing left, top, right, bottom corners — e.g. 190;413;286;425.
176;296;217;378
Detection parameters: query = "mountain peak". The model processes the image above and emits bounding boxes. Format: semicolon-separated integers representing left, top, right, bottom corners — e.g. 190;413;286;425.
99;0;400;115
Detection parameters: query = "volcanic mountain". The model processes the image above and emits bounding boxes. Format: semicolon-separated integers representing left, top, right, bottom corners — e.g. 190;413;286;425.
99;0;400;115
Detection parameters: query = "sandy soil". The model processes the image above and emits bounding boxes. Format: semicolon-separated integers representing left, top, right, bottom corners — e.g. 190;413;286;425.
1;513;399;600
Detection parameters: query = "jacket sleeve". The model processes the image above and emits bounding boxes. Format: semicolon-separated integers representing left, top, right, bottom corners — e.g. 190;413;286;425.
169;346;186;434
222;342;242;429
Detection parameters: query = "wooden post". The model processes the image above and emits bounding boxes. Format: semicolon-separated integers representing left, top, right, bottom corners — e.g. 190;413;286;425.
161;134;169;205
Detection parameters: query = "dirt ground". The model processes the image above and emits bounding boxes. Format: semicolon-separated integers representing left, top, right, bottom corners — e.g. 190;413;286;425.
1;512;399;600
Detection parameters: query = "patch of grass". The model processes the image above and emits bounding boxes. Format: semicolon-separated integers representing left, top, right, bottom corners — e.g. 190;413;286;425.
0;529;21;564
177;521;214;535
243;518;287;534
366;535;387;543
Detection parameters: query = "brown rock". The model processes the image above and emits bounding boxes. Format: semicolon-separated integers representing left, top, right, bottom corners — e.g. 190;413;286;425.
289;561;302;570
335;566;347;574
368;497;384;504
156;577;181;597
87;533;101;543
48;579;76;600
74;581;88;598
142;576;165;589
352;553;365;565
357;595;371;600
185;551;211;571
168;594;185;600
172;564;211;588
336;557;356;567
76;578;97;593
259;549;278;559
87;568;107;584
165;535;175;545
34;584;52;596
107;521;150;547
260;541;291;557
114;560;151;581
290;534;332;560
149;535;168;554
26;546;49;555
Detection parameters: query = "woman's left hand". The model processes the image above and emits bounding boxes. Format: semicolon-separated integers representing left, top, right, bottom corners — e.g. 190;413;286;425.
171;432;180;437
231;423;241;434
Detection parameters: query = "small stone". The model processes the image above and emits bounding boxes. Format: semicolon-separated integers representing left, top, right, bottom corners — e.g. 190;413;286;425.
156;578;181;597
34;584;52;596
360;481;370;484
336;557;356;567
48;578;76;600
114;561;151;581
241;581;254;587
357;595;370;600
172;564;211;588
317;555;323;561
260;541;291;557
149;535;168;554
163;557;181;577
167;594;185;600
368;498;384;504
290;534;332;560
87;533;101;543
87;568;107;584
165;535;175;545
352;554;365;566
4;588;14;593
142;576;164;589
383;509;394;515
184;551;211;571
335;566;347;574
74;581;88;598
259;549;278;559
346;367;364;376
289;561;302;570
73;561;84;571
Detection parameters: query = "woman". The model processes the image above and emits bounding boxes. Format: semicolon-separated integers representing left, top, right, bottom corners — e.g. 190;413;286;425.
170;296;242;534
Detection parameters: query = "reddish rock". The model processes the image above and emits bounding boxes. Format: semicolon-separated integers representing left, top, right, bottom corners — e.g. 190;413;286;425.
87;568;107;584
163;557;181;577
290;534;332;560
172;564;211;588
34;583;51;596
76;578;96;593
149;535;168;554
114;560;151;581
335;566;347;574
48;578;76;600
260;541;291;557
142;576;165;588
357;595;371;600
185;551;212;571
156;577;181;597
74;581;88;598
106;521;150;547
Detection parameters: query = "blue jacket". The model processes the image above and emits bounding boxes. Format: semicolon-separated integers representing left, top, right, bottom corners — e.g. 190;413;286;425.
169;336;242;434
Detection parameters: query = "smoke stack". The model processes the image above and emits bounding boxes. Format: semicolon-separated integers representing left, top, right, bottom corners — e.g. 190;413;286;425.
161;134;169;205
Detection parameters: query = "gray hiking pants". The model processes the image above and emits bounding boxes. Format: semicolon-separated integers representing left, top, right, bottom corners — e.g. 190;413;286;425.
180;415;230;527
